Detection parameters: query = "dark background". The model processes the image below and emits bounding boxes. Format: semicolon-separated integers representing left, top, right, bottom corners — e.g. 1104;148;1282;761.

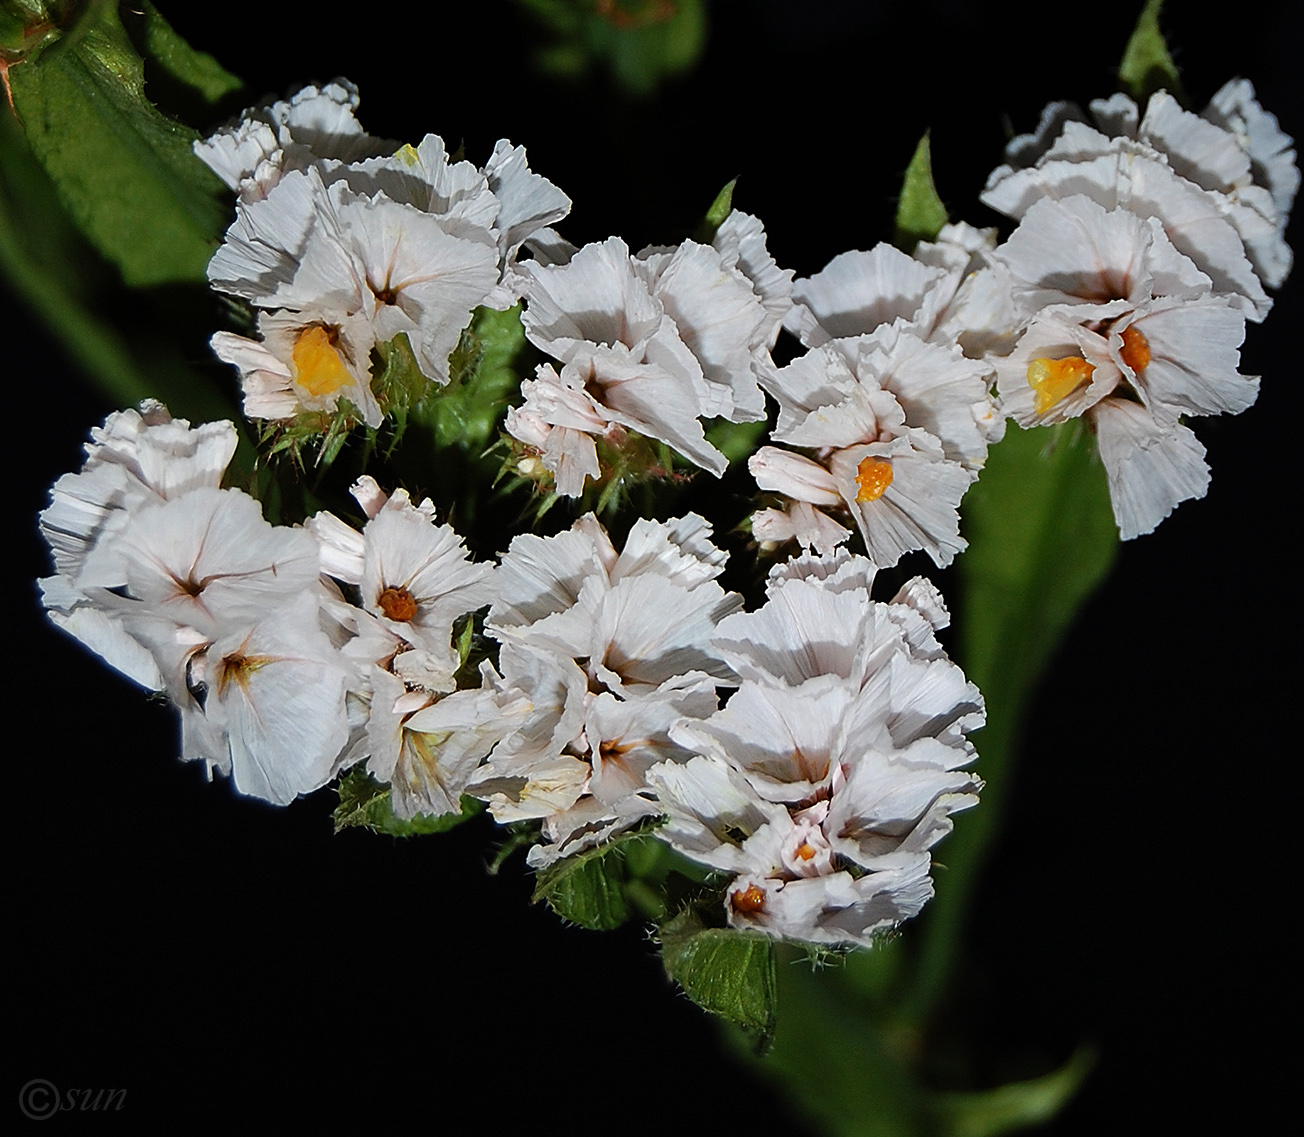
9;1;1298;1131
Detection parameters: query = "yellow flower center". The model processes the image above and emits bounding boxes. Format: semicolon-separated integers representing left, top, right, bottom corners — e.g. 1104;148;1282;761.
1026;355;1095;414
854;457;893;503
1120;324;1151;376
291;326;353;398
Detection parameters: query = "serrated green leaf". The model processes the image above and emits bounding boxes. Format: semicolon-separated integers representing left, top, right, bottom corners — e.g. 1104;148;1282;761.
531;830;647;929
928;1046;1096;1137
660;909;777;1051
894;131;948;251
6;0;232;286
1118;0;1184;105
333;769;482;837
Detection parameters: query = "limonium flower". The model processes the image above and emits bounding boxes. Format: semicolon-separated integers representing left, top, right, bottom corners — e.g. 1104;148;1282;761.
304;477;509;817
976;76;1296;539
201;82;570;427
981;88;1292;319
750;319;998;567
508;221;790;492
991;194;1257;538
39;406;355;803
648;551;982;946
472;512;740;866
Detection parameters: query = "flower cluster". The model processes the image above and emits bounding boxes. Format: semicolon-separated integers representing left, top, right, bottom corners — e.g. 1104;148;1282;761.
199;80;570;427
37;67;1296;963
649;551;983;945
40;408;982;948
979;81;1294;537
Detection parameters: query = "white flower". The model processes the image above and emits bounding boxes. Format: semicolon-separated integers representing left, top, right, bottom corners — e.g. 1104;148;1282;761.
473;514;739;864
513;237;733;476
990;194;1257;538
38;404;242;689
1203;79;1300;240
210;168;502;387
365;665;529;819
982;100;1278;317
202;86;571;415
307;483;497;686
194;79;390;201
644;552;982;948
211;308;382;427
750;329;980;567
196;594;351;805
76;486;320;639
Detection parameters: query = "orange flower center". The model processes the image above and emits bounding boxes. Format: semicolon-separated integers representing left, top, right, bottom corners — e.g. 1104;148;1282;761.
1026;355;1095;414
378;586;418;622
854;457;893;503
1119;324;1151;376
731;884;767;914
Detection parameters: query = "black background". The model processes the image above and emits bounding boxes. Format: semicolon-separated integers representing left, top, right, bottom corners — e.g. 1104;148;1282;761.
8;1;1298;1131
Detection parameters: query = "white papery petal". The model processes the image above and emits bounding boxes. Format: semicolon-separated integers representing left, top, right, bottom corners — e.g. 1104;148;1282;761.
484;138;572;261
77;487;320;636
206;598;349;805
1091;397;1211;540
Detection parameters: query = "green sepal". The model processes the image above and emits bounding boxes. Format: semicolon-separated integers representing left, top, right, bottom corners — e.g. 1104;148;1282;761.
894;131;949;252
1118;0;1184;105
256;398;364;475
333;769;483;837
692;177;736;244
449;609;497;691
659;907;778;1053
6;0;234;286
531;825;665;930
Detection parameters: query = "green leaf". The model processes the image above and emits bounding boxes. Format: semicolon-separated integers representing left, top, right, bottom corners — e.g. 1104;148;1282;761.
0;95;240;424
530;829;653;930
928;1046;1096;1137
893;131;948;252
743;946;923;1136
906;422;1118;1019
0;104;151;403
6;0;233;286
1118;0;1184;105
128;2;243;107
660;908;777;1052
333;769;483;837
